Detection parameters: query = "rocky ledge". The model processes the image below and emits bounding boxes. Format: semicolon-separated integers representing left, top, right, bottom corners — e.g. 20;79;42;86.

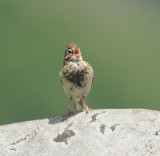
0;109;160;156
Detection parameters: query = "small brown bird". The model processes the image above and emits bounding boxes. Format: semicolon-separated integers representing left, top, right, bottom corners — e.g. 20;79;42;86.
60;43;94;118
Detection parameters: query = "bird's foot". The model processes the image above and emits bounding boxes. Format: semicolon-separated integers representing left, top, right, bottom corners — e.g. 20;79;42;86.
83;107;92;113
63;109;73;119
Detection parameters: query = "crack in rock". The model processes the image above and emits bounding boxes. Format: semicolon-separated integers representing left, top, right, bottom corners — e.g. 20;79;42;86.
53;123;75;145
100;124;105;134
154;130;160;136
110;124;120;132
91;111;106;122
10;134;30;145
91;113;99;122
10;148;16;151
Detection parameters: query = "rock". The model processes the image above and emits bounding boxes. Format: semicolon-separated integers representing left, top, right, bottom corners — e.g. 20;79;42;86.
0;109;160;156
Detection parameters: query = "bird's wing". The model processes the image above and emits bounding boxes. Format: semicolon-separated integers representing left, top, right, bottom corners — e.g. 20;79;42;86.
83;62;94;84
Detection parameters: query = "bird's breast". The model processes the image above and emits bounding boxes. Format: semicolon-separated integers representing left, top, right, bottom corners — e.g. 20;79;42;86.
62;61;92;87
65;68;87;87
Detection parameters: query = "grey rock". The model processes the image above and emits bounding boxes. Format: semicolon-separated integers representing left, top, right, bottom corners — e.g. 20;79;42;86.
0;109;160;156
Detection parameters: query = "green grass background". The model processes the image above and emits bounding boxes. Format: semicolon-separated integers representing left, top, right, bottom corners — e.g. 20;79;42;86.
0;0;160;125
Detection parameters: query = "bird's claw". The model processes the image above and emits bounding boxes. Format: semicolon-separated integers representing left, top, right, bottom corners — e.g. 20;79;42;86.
83;107;92;113
63;109;73;118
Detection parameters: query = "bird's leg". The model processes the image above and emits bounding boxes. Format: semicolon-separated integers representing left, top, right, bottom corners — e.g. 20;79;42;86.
82;97;92;113
63;97;73;118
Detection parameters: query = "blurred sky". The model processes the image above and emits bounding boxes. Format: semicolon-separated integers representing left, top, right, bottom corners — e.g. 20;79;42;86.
0;0;160;125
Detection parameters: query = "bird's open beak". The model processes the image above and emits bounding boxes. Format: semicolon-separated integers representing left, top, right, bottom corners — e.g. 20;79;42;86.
74;48;81;58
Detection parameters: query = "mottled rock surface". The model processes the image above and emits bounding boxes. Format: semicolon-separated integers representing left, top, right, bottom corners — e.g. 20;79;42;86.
0;109;160;156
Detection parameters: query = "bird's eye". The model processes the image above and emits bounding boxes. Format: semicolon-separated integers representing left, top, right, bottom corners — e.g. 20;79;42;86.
68;49;72;53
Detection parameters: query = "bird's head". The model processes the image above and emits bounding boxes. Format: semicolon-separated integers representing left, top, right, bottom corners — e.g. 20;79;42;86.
63;43;82;65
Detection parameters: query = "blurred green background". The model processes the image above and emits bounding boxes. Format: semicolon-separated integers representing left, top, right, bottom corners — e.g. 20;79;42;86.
0;0;160;125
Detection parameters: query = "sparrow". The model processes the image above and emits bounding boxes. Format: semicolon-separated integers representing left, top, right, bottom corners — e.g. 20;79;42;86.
60;43;94;118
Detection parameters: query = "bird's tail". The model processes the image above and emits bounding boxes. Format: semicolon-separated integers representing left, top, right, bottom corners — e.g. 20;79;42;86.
74;98;85;110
